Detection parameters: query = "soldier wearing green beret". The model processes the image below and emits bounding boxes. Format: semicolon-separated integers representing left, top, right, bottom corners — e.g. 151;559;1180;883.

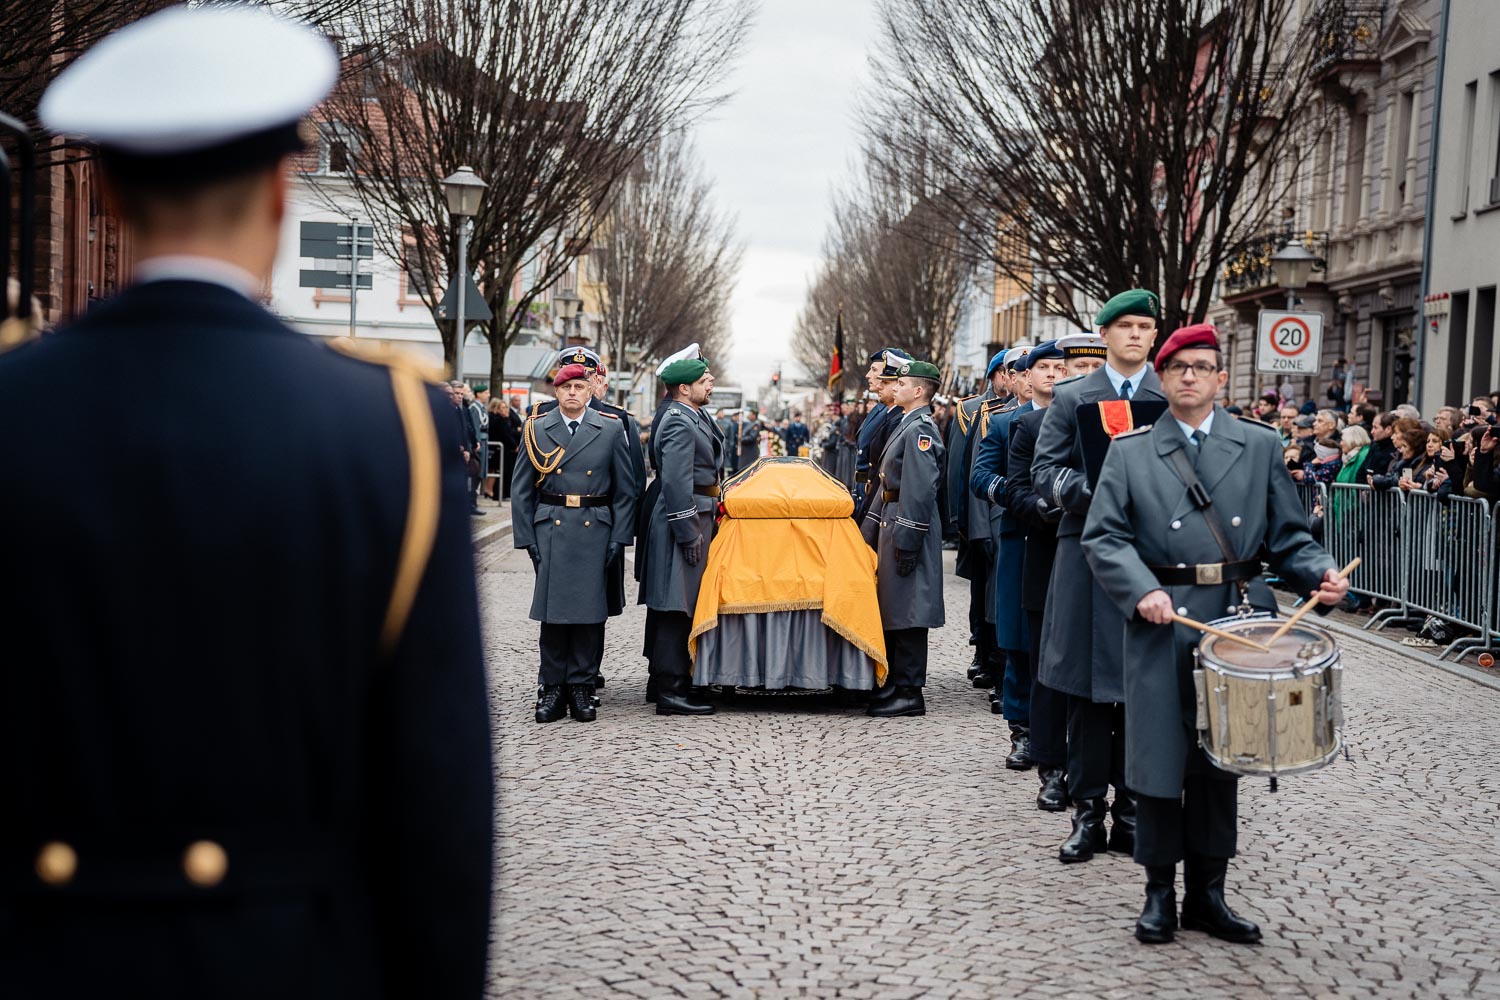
1031;288;1167;863
638;355;725;715
860;360;947;717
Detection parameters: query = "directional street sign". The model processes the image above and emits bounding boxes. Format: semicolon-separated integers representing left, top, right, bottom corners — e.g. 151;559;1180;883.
298;220;375;292
1255;310;1324;376
299;269;372;290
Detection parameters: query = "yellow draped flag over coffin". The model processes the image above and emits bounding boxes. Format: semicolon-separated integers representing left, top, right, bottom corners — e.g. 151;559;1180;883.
689;458;887;685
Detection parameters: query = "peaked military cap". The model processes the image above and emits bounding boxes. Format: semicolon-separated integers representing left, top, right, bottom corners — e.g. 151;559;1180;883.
877;349;915;379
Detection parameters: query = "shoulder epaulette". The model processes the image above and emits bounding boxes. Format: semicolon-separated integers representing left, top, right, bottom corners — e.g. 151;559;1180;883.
1054;373;1086;388
1115;423;1153;439
598;411;620;420
1237;415;1278;433
326;337;448;384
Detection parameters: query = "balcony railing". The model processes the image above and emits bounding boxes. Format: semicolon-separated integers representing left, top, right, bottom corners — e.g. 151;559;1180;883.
1220;229;1330;299
1311;0;1384;82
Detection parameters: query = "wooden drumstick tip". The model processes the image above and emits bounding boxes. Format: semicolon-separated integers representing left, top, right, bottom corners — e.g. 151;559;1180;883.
1268;557;1362;643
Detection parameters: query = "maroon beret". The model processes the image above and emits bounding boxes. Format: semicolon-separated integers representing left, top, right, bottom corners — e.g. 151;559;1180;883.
1154;323;1220;372
553;362;589;386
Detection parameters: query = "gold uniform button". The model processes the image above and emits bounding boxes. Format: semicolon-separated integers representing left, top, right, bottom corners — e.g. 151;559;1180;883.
183;840;228;888
554;519;561;525
584;520;591;527
36;841;77;886
586;470;593;476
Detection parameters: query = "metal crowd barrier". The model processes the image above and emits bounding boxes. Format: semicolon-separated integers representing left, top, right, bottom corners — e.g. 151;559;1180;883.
1293;481;1323;525
484;442;505;489
1319;483;1495;660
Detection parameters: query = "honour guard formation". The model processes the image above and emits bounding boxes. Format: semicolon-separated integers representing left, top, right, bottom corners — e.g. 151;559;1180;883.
14;4;1497;999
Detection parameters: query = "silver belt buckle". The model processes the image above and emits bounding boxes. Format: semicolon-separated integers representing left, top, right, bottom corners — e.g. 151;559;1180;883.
1195;562;1223;585
565;494;582;508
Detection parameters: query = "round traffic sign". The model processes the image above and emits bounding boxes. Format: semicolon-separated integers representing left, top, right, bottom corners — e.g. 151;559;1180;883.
1269;316;1313;358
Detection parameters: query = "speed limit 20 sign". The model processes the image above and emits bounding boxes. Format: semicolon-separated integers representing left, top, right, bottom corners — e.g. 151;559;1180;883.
1255;310;1324;375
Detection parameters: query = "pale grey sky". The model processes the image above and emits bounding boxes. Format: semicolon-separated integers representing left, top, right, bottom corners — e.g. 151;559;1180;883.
694;0;878;392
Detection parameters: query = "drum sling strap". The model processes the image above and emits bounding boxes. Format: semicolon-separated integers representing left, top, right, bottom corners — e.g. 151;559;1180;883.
1162;445;1254;604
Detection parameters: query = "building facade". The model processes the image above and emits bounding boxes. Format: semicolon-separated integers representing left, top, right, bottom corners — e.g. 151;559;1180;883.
1212;0;1442;410
1420;0;1500;407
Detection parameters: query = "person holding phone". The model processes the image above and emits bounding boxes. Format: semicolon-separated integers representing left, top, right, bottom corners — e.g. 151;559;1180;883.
1370;422;1427;490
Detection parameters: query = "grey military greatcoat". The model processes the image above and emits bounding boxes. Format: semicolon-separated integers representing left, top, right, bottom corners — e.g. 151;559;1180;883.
1080;409;1335;798
1031;365;1164;702
642;400;725;613
861;405;946;630
512;406;637;623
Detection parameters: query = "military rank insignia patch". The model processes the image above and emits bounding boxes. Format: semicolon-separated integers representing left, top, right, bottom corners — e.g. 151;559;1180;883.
917;435;933;451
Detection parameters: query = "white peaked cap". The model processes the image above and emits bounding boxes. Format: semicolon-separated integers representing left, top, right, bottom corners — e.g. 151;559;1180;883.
40;5;339;154
1055;331;1106;352
655;342;702;377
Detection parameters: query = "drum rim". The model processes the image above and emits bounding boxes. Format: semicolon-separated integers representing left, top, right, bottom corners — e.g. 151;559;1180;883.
1196;612;1339;675
1199;731;1344;777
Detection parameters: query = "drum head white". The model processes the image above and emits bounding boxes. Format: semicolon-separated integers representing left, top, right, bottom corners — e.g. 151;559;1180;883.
1200;618;1335;670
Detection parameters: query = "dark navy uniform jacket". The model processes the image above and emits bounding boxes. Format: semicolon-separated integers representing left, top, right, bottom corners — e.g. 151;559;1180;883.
0;280;493;1000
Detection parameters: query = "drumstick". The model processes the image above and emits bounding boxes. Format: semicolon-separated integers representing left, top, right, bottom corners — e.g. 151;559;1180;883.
1267;557;1362;644
1169;614;1272;653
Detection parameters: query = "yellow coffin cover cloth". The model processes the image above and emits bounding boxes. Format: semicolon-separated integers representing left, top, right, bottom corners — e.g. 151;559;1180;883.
689;458;887;684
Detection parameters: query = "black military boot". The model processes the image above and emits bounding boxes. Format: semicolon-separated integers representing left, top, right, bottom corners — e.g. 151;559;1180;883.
866;686;926;717
971;664;999;689
988;686;1003;714
867;683;900;707
1181;856;1262;944
644;675;658;704
1058;798;1108;863
1108;791;1137;854
1036;767;1069;811
1005;724;1034;770
534;684;568;724
567;684;597;722
654;674;714;716
1134;865;1178;944
966;654;983;681
593;672;607;690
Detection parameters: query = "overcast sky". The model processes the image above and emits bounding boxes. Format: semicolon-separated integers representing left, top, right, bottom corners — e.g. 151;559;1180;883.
694;0;878;392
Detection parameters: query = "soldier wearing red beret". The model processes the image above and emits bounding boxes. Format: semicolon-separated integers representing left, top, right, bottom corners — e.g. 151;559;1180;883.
1081;323;1349;946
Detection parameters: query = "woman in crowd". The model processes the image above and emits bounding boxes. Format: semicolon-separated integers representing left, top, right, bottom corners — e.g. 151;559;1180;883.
486;395;523;501
1304;435;1344;485
1369;422;1429;491
1338;425;1372;486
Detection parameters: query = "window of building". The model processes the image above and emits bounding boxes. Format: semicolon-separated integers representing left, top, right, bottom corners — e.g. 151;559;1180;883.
1389;89;1414;212
1342;112;1368;227
317;122;359;175
401;228;436;305
1489;71;1500;205
1457;81;1477;214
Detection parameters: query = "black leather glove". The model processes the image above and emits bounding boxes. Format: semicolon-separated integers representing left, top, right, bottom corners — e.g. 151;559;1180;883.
1034;497;1063;523
680;535;703;566
606;542;624;565
526;544;541;570
896;549;918;576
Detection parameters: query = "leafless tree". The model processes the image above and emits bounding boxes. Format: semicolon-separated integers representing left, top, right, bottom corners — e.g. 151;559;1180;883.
319;0;751;384
792;132;969;385
593;133;741;403
3;1;369;163
868;0;1330;337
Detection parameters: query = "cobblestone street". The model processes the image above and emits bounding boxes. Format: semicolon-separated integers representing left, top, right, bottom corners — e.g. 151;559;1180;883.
480;543;1500;999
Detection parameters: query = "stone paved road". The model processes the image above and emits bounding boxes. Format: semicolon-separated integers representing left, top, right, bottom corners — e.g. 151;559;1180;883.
479;544;1500;999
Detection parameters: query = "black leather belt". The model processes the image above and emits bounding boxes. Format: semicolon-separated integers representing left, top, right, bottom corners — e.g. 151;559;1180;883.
882;489;899;503
541;491;611;508
1150;560;1261;587
695;484;720;498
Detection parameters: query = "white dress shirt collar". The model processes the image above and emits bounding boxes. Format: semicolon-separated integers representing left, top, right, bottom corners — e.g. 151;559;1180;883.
1104;361;1151;397
133;255;262;299
1174;409;1216;444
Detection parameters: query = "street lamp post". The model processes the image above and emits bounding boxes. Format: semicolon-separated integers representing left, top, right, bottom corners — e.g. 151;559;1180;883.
442;166;488;379
1270;241;1317;312
554;288;582;351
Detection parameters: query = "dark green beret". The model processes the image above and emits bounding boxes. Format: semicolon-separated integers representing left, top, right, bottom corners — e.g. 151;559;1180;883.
898;359;942;380
1095;289;1161;328
660;358;709;385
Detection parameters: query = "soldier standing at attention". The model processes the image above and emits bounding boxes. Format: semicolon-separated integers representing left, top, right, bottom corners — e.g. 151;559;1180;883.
855;349;910;507
513;363;637;723
641;356;724;716
852;350;910;529
947;350;1005;691
1002;333;1106;811
3;8;493;998
1082;324;1347;944
860;361;946;718
1032;289;1167;864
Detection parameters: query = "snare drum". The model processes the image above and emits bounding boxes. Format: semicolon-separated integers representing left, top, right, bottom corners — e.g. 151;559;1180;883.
1192;614;1344;777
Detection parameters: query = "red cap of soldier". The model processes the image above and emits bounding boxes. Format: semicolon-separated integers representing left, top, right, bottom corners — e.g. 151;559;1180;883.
553;362;589;386
1154;322;1220;372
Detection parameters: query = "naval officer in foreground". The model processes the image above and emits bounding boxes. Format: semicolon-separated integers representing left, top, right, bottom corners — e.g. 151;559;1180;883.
3;7;493;999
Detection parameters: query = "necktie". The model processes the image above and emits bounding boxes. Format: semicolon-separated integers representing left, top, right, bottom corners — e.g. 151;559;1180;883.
1191;429;1206;467
1121;379;1133;401
567;419;578;436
